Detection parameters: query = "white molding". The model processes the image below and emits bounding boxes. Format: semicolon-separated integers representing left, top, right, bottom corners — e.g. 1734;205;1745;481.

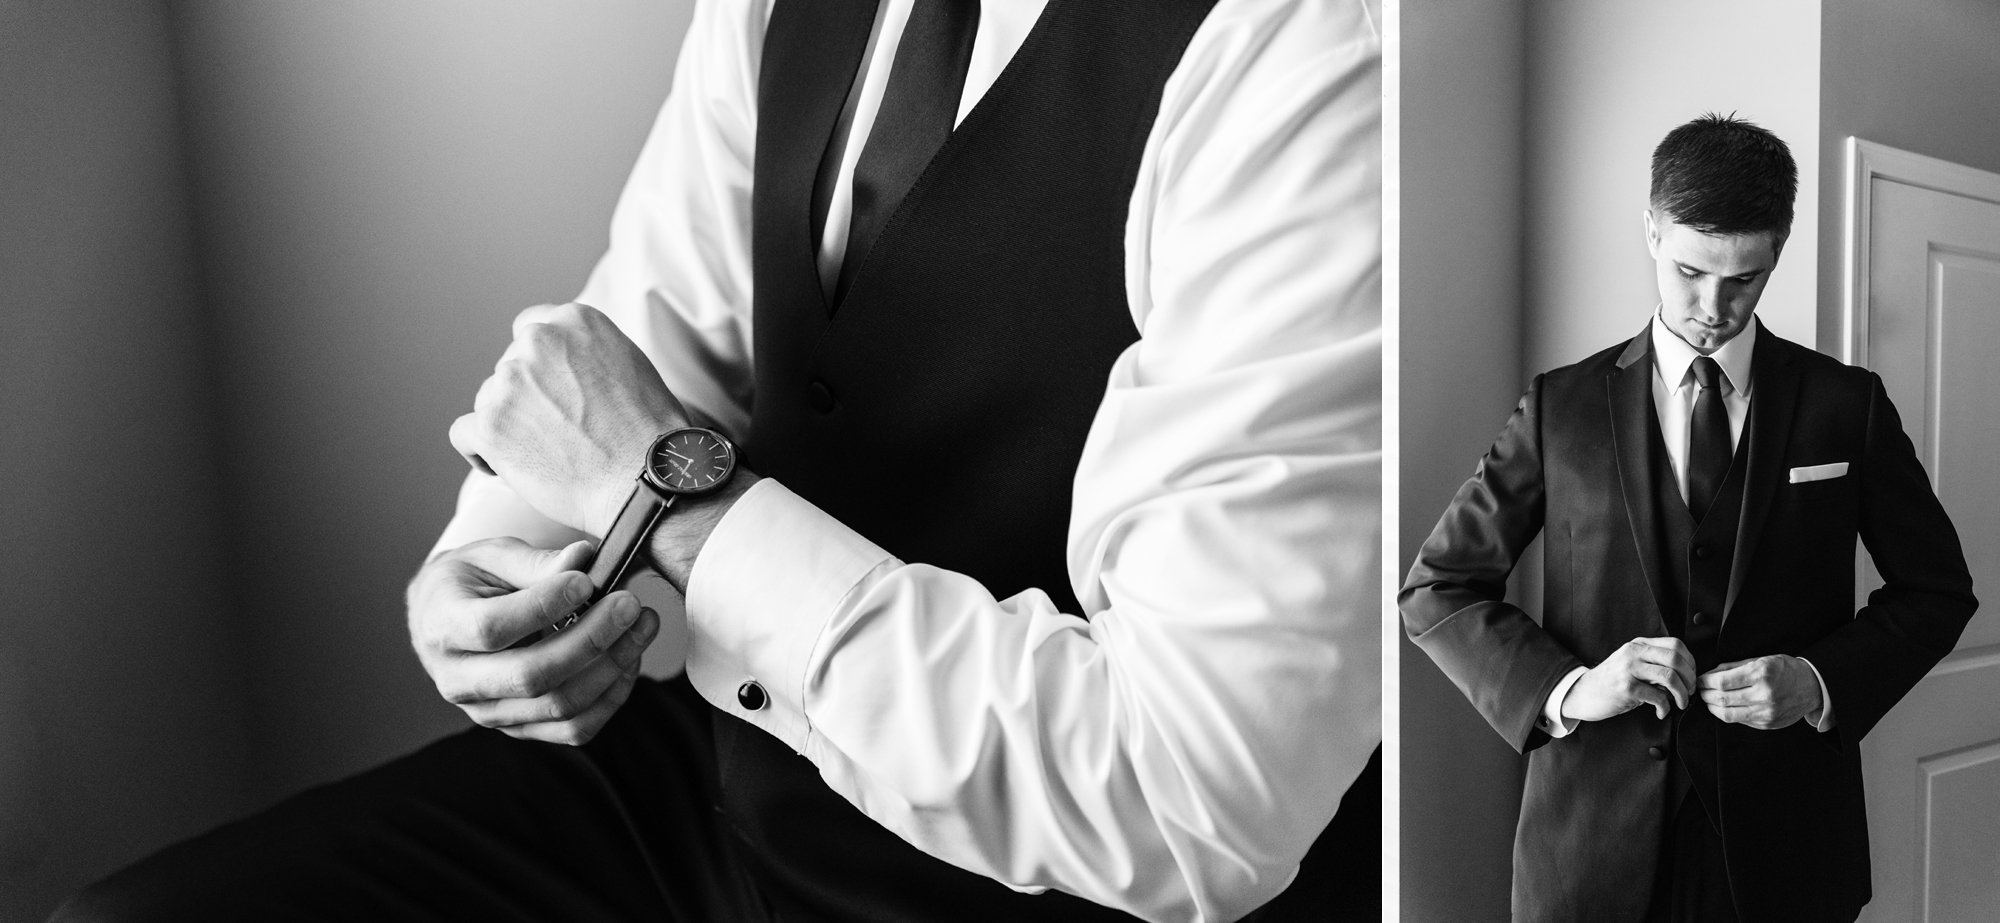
1917;738;2000;922
1842;138;2000;367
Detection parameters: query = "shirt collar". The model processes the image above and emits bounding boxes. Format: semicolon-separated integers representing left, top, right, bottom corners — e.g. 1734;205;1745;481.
1650;310;1756;398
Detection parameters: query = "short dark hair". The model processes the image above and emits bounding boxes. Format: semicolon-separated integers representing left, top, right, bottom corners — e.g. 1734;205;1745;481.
1649;113;1798;237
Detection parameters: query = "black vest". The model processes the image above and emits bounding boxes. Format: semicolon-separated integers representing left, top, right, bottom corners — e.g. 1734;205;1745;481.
718;3;1229;921
1647;397;1749;829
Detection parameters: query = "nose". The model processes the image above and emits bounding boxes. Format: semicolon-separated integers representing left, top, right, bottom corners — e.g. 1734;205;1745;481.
1694;279;1725;321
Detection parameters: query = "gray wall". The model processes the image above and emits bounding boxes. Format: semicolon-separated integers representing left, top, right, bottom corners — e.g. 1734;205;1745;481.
168;0;694;802
1520;0;1821;374
2;2;692;918
0;3;252;919
1397;2;1529;919
1815;0;2000;348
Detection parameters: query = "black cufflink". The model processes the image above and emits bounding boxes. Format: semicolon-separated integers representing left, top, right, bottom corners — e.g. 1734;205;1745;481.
737;681;768;711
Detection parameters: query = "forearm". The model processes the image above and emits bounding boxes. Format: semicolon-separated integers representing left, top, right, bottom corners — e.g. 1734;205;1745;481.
1402;588;1584;749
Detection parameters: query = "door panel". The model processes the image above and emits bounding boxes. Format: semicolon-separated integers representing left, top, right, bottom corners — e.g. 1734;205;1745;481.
1857;169;2000;923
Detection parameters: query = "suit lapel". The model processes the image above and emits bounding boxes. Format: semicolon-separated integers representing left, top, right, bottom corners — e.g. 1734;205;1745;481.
1607;328;1675;635
1724;322;1801;618
757;0;882;320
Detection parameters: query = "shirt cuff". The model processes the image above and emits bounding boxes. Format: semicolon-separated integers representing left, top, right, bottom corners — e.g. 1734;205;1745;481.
1797;656;1837;732
682;478;897;752
1538;666;1589;738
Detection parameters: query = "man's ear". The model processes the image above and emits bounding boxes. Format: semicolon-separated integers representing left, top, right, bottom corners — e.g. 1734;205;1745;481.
1642;208;1661;259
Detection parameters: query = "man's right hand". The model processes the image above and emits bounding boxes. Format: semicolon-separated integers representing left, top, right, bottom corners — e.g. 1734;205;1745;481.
407;537;659;746
1560;636;1696;722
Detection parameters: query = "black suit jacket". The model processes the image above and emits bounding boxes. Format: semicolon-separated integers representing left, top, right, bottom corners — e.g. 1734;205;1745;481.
1400;322;1976;923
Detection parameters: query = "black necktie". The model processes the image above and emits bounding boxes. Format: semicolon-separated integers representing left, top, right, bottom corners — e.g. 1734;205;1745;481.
830;0;980;306
1687;356;1731;519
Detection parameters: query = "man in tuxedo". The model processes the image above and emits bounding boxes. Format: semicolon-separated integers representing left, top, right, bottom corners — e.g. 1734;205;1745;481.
1401;114;1975;923
59;2;1381;921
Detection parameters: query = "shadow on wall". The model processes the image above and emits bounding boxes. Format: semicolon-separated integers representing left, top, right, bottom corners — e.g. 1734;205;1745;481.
0;2;692;919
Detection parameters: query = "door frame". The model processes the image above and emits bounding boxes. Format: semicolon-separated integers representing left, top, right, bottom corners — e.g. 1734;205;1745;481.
1842;136;2000;367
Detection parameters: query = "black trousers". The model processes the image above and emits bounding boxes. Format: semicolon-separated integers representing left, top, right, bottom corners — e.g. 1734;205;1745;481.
55;676;1379;922
1645;786;1738;923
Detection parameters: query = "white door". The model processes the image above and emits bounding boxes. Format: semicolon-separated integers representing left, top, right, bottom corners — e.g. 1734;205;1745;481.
1849;140;2000;923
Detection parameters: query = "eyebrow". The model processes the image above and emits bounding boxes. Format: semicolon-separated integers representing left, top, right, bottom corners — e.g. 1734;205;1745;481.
1675;261;1765;281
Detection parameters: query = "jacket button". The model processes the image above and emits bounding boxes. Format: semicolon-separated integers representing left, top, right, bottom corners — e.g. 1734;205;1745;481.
1693;544;1710;560
1647;746;1666;761
807;380;835;414
737;681;767;711
1690;611;1709;626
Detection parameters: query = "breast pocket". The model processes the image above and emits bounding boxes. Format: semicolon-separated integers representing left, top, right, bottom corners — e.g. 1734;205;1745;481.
1786;464;1857;507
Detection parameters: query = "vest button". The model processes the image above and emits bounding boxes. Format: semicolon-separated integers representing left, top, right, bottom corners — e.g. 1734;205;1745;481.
737;681;767;711
1690;611;1709;626
1693;544;1710;560
1647;746;1667;761
807;380;835;414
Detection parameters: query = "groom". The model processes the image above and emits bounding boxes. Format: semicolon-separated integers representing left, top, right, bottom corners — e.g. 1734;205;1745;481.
1402;114;1975;923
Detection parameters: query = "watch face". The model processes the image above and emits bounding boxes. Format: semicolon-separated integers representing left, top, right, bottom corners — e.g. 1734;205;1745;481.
647;428;735;494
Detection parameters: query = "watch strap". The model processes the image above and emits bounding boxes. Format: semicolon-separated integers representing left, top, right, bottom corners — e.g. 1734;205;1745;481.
555;480;673;630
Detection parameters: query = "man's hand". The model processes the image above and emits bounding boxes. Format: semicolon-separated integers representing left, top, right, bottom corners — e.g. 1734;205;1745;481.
449;303;688;538
1561;637;1696;722
408;537;660;745
1697;655;1822;730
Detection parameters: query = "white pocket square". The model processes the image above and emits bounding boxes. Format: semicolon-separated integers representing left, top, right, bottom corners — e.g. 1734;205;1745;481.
1789;462;1849;483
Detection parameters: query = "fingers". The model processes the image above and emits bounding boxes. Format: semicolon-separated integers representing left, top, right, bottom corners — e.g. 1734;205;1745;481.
1695;657;1805;729
449;412;494;475
1631;661;1691;710
1697;657;1763;691
452;569;595;653
1704;702;1790;730
1630;679;1673;720
510;302;607;341
463;607;658;727
501;668;641;747
1660;638;1696;684
1697;684;1759;708
409;538;590;654
443;591;642;702
511;302;569;338
454;537;595;591
1630;637;1697;688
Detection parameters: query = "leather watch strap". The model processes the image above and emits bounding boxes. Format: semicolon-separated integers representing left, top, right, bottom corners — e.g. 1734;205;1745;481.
554;479;673;631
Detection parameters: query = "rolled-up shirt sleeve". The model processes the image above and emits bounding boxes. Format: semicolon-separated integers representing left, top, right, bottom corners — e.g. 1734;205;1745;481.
682;3;1382;920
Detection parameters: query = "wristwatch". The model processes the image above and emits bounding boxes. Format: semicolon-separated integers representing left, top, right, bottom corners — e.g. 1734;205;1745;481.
555;426;738;630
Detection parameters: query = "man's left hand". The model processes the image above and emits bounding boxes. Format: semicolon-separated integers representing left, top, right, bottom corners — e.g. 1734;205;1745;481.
450;303;687;537
1696;655;1822;730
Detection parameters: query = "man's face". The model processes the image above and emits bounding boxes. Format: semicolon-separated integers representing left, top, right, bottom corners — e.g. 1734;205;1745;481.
1644;209;1783;354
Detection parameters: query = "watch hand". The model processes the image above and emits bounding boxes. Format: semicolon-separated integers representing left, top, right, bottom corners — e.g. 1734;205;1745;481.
664;449;695;464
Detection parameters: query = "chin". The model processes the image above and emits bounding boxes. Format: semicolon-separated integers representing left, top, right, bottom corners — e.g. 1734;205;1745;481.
1676;325;1730;351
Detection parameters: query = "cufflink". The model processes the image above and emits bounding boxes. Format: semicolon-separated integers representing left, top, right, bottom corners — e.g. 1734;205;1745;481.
737;681;767;711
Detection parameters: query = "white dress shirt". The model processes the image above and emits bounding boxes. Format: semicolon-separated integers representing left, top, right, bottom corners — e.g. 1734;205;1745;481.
1540;314;1833;738
433;2;1381;921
